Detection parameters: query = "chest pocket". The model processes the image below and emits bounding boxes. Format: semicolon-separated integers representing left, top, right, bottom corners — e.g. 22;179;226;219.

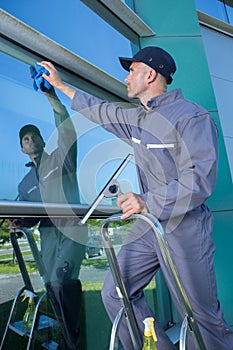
131;134;180;184
145;141;180;184
41;166;59;182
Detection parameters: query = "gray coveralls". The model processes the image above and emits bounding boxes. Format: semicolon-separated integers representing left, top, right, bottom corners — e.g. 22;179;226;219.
71;88;233;349
18;103;87;349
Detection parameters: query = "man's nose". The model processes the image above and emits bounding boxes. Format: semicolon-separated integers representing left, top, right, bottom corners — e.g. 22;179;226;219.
125;75;130;83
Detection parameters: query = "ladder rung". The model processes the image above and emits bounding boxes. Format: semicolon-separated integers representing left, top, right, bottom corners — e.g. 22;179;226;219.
41;340;59;349
8;315;58;338
9;322;28;337
165;323;180;345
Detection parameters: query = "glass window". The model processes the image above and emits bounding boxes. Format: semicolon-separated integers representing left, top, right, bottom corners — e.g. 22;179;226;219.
195;0;229;22
0;0;140;205
200;26;233;179
0;52;138;203
225;2;233;23
0;54;46;199
0;0;133;83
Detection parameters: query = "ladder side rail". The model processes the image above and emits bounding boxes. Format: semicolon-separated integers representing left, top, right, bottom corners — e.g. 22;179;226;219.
20;227;73;348
109;308;125;350
101;218;142;350
10;231;34;291
26;292;47;350
179;315;188;350
19;228;49;284
0;287;26;349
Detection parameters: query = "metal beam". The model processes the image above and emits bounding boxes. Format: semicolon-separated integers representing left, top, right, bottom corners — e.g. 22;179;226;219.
81;0;155;45
0;200;119;219
198;10;233;37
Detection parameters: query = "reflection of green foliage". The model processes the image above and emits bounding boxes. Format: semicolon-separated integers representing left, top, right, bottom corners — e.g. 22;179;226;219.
87;218;134;246
0;219;10;245
81;258;109;269
0;221;39;247
0;258;108;274
86;219;102;230
0;261;37;274
87;218;134;230
82;280;155;292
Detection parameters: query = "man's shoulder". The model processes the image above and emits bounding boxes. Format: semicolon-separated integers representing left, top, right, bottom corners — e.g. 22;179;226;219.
19;167;36;187
169;91;209;123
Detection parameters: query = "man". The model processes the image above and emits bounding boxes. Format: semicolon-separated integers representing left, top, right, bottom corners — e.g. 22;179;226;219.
10;85;87;350
37;47;233;349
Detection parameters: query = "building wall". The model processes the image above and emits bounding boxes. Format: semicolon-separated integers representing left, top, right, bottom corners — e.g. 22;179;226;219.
200;25;233;324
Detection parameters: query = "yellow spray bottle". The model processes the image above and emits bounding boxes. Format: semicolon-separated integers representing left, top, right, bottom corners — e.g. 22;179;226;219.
22;290;36;330
142;317;158;350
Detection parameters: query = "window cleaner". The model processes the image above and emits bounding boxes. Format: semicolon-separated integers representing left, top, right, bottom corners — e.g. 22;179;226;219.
22;290;36;330
142;317;158;350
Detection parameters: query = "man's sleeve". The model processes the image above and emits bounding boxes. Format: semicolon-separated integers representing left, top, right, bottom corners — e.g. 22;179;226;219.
54;103;77;173
71;90;134;143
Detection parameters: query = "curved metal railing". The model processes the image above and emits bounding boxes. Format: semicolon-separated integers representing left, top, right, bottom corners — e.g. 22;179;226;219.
101;213;207;350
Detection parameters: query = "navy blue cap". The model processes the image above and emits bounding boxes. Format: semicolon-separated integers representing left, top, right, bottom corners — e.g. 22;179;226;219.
119;46;176;84
19;124;44;146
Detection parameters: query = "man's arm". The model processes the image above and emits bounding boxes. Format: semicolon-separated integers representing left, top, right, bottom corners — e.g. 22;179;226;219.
38;61;134;142
44;87;67;114
38;61;145;214
39;61;150;215
42;78;77;174
43;87;72;129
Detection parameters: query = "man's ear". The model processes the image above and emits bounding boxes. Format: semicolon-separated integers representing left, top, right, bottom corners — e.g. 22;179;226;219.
147;69;157;83
21;147;26;154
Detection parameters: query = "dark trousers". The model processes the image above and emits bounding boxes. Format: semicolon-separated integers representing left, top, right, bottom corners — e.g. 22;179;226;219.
46;279;82;350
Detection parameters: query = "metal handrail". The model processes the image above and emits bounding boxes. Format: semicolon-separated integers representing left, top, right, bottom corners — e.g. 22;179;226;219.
101;213;207;350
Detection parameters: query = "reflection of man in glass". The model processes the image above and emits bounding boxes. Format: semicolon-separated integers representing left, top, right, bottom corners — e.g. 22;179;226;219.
10;87;86;350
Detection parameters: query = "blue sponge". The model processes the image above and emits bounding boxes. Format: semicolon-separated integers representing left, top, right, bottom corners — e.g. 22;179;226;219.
29;62;52;92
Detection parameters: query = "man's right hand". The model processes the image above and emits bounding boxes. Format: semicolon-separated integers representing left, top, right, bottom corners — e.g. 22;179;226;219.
117;192;148;220
37;61;76;100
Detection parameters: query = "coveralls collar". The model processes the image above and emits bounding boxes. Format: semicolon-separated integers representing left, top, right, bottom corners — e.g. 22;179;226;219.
25;153;42;168
146;88;183;109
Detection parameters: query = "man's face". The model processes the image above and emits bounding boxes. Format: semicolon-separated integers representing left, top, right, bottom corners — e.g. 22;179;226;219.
124;61;151;100
21;132;44;156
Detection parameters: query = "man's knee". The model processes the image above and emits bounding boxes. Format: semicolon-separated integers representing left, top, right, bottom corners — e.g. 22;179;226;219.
101;273;118;307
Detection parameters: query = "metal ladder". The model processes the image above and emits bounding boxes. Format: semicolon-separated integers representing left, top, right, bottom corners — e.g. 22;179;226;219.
100;213;207;350
0;228;59;350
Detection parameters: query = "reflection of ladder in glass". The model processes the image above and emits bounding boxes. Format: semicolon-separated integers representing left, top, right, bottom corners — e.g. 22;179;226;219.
100;213;207;350
0;228;59;350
